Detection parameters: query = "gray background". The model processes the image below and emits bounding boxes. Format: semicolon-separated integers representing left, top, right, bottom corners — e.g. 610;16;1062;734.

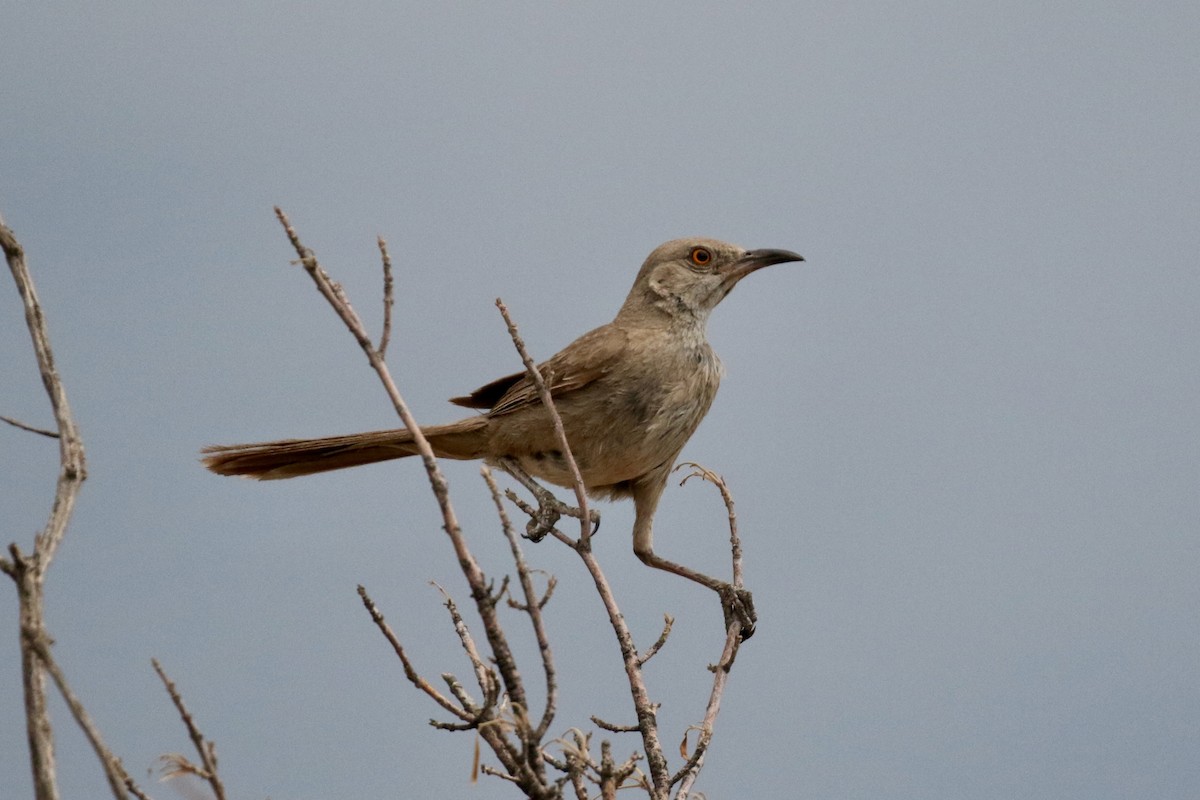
3;3;1198;798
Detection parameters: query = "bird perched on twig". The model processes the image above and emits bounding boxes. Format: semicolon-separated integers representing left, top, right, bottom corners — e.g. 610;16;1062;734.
203;238;803;634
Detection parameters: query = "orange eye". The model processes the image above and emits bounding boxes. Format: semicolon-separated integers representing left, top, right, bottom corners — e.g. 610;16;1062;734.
689;247;712;267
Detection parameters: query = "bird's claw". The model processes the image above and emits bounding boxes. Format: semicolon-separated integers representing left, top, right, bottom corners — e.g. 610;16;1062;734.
523;501;560;542
718;585;757;640
499;457;600;541
524;503;601;541
517;481;601;542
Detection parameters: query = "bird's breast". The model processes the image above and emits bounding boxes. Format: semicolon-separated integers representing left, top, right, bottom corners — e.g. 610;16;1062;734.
489;328;723;492
564;335;721;486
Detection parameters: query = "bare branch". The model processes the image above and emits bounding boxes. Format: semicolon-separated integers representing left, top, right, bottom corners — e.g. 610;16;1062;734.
442;672;479;711
4;213;90;800
598;739;648;799
273;213;554;794
493;300;671;793
573;544;669;792
275;207;373;354
670;620;741;797
25;632;137;800
1;214;87;569
547;731;594;800
503;569;556;613
274;209;533;705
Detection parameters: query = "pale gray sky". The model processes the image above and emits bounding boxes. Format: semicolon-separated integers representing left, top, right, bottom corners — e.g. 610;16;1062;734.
3;3;1198;798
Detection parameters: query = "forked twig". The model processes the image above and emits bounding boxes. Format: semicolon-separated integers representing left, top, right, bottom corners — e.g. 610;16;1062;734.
3;214;98;800
432;582;501;713
26;632;140;799
274;210;549;795
357;586;472;722
670;462;749;795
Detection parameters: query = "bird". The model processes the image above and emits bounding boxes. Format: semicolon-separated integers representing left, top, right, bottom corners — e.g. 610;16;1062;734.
203;238;802;632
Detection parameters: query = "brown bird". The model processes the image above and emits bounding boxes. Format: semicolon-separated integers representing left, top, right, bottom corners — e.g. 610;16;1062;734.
203;238;802;629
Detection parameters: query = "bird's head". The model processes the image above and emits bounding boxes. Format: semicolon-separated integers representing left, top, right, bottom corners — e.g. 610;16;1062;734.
618;238;804;324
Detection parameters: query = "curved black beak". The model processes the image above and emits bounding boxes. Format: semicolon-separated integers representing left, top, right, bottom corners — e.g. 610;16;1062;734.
744;248;804;268
722;247;805;283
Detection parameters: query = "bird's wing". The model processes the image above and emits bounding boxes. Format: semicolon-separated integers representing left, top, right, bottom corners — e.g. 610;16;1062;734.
449;370;525;409
449;324;629;416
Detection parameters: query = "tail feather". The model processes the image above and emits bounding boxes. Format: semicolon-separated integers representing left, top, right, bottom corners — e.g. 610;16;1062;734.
201;418;488;480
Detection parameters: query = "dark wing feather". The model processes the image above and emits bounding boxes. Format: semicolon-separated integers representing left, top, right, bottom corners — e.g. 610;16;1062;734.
449;324;629;417
450;370;524;409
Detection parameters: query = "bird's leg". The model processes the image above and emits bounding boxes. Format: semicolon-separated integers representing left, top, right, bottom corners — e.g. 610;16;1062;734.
632;477;756;639
497;457;601;542
635;546;757;639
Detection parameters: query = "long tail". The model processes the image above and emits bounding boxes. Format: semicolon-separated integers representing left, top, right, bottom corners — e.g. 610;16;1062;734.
201;417;488;480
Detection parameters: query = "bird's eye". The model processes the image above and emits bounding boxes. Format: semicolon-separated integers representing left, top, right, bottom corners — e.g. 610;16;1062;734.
689;247;712;267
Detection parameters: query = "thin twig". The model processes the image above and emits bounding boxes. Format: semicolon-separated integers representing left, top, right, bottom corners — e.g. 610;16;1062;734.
0;414;59;438
590;716;640;734
443;672;478;710
494;299;593;542
597;739;645;798
377;236;394;359
577;548;668;792
670;622;740;796
550;729;597;800
356;586;471;721
432;582;499;713
500;481;578;548
483;467;559;740
478;764;523;785
670;463;748;796
677;462;744;589
123;777;153;800
637;615;675;666
151;660;226;800
275;207;373;355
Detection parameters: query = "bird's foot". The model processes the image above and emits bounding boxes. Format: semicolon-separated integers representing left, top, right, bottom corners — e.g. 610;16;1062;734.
522;485;563;543
520;488;601;542
718;585;757;640
499;458;601;542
